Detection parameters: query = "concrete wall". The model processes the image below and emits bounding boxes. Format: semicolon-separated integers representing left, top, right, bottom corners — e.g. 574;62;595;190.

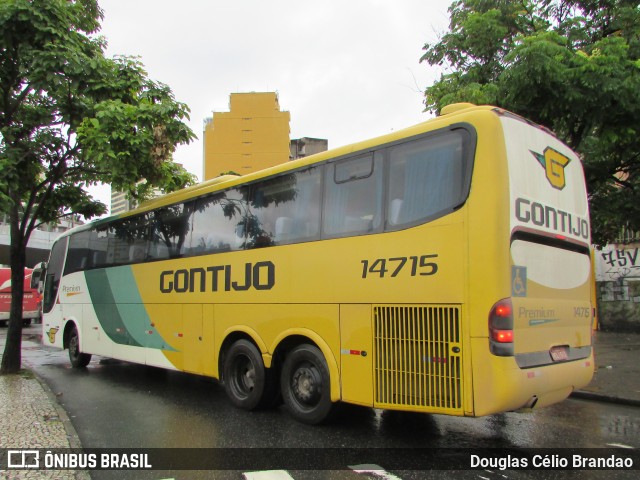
0;224;60;267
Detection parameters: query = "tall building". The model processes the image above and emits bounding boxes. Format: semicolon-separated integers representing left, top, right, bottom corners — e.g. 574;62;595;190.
203;92;291;179
110;190;136;216
110;167;180;216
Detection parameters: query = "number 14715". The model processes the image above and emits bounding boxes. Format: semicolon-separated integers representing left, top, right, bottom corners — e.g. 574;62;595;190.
360;255;438;278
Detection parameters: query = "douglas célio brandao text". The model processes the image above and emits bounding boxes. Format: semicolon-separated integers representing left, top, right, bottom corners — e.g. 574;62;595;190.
470;453;634;470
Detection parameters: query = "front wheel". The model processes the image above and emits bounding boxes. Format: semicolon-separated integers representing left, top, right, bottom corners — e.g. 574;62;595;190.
280;344;333;424
68;326;91;368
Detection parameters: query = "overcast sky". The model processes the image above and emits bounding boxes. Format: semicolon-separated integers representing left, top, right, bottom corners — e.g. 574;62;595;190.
94;0;453;211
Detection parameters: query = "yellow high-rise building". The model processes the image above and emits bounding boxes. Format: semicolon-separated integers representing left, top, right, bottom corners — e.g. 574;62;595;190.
203;92;291;179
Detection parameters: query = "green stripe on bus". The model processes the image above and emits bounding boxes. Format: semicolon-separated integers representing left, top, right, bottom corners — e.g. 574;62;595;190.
85;267;175;351
85;269;141;347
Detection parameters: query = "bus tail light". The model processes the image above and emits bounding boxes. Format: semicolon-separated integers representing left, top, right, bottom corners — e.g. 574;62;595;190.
489;298;514;356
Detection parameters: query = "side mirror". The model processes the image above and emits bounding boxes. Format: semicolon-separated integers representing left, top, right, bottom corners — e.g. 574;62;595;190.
30;262;47;291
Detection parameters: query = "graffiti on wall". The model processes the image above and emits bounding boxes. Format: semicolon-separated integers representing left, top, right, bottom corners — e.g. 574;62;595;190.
596;246;640;303
595;245;640;331
598;247;640;281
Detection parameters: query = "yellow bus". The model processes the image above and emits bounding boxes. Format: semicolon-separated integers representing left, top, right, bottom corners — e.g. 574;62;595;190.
34;103;595;424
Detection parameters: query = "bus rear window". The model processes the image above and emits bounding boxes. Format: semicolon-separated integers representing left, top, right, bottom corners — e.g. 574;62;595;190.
511;239;590;290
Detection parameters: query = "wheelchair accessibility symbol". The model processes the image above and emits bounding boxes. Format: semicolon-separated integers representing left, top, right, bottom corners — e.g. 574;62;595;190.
512;266;527;297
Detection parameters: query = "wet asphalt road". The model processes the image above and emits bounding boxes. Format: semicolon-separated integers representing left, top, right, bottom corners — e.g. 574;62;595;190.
13;325;640;480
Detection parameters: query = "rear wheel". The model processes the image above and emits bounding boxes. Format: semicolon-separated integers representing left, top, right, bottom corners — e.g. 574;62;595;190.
68;325;91;368
223;339;272;410
280;344;332;424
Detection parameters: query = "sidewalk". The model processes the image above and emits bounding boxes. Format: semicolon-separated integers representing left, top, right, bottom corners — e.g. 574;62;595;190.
571;330;640;406
0;326;89;479
0;327;638;478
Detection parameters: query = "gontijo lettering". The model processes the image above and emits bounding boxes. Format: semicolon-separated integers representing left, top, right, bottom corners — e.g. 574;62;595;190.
515;197;589;240
160;261;275;293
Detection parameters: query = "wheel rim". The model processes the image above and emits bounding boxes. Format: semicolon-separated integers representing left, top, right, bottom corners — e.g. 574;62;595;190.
290;361;322;407
230;354;256;399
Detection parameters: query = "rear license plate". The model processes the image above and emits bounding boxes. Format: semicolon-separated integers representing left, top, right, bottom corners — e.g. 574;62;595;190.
550;346;569;362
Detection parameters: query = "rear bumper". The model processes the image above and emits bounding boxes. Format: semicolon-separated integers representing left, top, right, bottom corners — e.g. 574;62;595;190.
471;337;595;416
0;310;40;320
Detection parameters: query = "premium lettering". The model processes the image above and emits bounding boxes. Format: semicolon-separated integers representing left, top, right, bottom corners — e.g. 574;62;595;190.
518;307;556;319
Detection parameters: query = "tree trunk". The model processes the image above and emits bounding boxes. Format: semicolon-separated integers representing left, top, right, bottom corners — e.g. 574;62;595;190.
0;209;27;375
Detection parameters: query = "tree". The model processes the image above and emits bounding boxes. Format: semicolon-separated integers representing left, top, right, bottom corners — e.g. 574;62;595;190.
421;0;640;245
0;0;196;374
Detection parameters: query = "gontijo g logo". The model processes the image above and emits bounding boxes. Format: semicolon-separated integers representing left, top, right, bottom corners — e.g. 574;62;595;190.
530;147;571;190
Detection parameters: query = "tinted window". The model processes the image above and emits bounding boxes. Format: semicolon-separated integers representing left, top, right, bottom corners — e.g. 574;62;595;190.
190;188;248;254
323;154;383;237
56;128;474;274
111;215;153;265
65;214;156;274
247;167;322;247
387;131;469;228
65;228;106;273
150;202;194;259
64;230;92;275
43;237;68;313
90;227;111;268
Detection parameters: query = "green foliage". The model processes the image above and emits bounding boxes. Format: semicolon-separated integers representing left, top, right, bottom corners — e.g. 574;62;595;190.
0;0;196;226
422;0;640;245
0;0;196;373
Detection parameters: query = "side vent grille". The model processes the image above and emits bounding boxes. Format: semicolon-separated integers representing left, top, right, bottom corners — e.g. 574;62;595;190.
374;305;463;413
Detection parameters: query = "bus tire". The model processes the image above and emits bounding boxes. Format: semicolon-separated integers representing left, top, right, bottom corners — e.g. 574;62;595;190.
68;325;91;368
223;339;268;411
280;344;333;425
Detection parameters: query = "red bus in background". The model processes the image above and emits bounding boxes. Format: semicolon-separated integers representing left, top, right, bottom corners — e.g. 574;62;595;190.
0;267;41;327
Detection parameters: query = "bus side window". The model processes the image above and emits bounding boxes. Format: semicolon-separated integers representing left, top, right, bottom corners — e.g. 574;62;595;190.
190;189;248;254
387;131;467;228
129;243;146;262
389;198;404;225
322;154;383;238
248;166;322;247
90;229;109;268
151;202;194;259
275;216;293;243
64;231;92;275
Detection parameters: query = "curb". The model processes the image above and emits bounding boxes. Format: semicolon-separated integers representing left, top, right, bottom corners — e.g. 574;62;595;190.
32;373;85;450
570;390;640;408
27;363;92;480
